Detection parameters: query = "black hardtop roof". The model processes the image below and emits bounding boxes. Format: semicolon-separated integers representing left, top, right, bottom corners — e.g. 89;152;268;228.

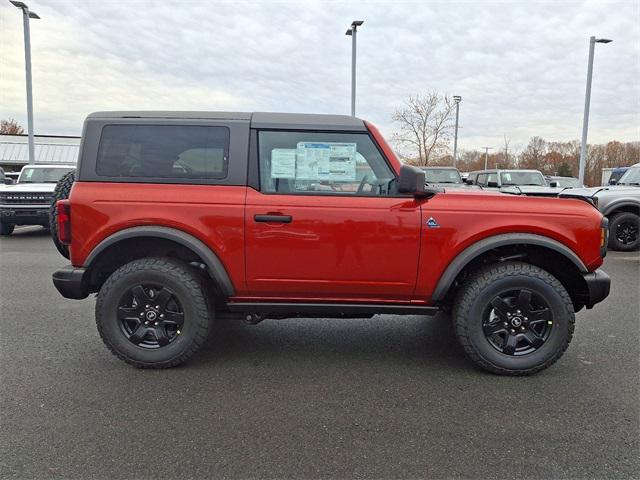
86;111;367;131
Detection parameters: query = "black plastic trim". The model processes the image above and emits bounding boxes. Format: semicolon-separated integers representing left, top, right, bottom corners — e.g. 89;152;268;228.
254;214;292;223
52;265;89;300
83;226;235;296
226;302;440;316
582;269;611;308
431;233;589;302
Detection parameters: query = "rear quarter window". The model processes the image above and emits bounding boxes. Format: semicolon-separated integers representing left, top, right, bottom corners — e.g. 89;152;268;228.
96;125;229;181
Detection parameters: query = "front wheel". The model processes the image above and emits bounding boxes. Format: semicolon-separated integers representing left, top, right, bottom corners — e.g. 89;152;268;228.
453;262;575;376
96;257;211;368
0;222;15;236
608;212;639;251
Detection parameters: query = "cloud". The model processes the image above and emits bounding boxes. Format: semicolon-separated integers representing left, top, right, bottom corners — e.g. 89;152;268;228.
1;0;638;152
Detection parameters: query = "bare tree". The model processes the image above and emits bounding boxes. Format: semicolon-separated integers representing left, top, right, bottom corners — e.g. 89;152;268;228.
0;118;24;135
391;92;456;166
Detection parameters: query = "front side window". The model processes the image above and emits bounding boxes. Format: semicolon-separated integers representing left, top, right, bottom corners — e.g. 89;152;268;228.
476;174;487;186
258;131;396;195
96;125;229;180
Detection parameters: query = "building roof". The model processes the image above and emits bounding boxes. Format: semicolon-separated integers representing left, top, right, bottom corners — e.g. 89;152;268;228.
0;134;80;166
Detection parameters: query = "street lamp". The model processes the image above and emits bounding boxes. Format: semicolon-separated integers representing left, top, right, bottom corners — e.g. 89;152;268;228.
345;20;364;117
452;96;462;166
10;0;40;165
578;36;612;185
483;146;493;170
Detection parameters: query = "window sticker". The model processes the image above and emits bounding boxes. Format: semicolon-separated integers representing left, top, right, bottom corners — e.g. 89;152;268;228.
296;142;357;181
270;149;296;179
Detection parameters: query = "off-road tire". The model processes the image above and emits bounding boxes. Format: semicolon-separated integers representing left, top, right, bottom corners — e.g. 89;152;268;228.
0;222;15;236
608;211;639;251
453;261;575;376
49;170;75;258
96;257;211;368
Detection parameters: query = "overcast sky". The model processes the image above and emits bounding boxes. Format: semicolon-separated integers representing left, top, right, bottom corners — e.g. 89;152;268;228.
1;0;638;152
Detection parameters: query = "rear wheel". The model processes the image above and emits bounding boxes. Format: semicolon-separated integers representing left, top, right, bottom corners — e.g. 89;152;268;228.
453;262;574;375
49;170;75;258
0;222;15;236
608;212;639;251
96;257;211;368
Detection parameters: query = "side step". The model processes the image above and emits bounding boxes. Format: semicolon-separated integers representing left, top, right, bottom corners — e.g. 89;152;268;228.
226;302;440;317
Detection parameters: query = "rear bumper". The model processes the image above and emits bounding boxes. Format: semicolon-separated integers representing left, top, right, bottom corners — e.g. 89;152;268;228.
582;269;611;309
52;265;89;300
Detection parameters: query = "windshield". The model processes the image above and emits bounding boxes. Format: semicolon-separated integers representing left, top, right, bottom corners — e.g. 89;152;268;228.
500;171;545;186
618;167;640;186
553;177;582;188
421;168;462;184
18;167;74;184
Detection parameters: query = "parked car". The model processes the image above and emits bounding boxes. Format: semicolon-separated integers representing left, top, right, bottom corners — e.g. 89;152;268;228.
607;167;629;185
0;164;76;235
559;164;640;251
419;166;464;186
467;169;564;197
546;176;583;189
52;111;609;375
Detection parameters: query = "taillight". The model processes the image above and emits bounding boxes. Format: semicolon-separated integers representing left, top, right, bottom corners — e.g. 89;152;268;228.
57;200;71;245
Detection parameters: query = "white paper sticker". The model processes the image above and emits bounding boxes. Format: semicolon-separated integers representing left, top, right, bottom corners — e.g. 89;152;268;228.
270;149;296;179
295;142;357;181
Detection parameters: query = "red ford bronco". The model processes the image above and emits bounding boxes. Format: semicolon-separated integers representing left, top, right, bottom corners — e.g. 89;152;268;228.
52;111;610;374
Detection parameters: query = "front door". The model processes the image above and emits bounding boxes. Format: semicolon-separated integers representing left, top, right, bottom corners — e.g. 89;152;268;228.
244;130;422;301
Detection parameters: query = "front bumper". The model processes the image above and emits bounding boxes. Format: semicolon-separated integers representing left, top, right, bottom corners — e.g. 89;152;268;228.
582;269;611;309
52;265;89;300
0;206;49;225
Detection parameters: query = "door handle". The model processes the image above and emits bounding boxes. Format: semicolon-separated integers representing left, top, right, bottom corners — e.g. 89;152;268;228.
254;214;292;223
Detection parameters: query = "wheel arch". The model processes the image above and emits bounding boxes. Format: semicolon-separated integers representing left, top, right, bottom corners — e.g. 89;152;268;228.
84;226;235;296
432;233;589;310
603;200;640;218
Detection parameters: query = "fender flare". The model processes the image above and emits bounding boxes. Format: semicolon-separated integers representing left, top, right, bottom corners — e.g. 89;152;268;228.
602;199;640;217
430;233;587;302
84;226;235;296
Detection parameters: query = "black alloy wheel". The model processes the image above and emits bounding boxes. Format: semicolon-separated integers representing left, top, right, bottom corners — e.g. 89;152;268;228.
615;220;638;246
482;288;553;356
118;284;184;348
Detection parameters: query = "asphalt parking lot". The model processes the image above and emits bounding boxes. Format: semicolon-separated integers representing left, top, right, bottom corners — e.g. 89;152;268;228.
1;226;638;479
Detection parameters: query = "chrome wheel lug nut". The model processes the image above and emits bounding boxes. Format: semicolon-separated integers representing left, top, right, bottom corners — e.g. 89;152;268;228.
145;305;149;308
154;322;159;326
507;313;512;317
155;306;159;309
516;310;521;314
510;329;515;334
521;326;525;331
145;321;149;325
160;314;164;318
503;322;508;327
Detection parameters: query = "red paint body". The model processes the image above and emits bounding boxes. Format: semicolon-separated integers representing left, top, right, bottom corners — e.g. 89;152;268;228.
67;122;604;305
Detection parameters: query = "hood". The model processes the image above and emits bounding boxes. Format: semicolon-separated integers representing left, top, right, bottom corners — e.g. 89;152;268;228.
499;185;565;197
0;183;57;193
559;185;640;198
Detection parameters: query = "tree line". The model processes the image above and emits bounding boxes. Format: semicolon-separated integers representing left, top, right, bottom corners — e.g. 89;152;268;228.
392;92;639;186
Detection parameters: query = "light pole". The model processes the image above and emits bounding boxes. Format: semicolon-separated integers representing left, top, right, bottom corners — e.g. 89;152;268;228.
578;36;612;185
345;20;364;117
10;1;40;165
452;95;462;166
483;147;493;170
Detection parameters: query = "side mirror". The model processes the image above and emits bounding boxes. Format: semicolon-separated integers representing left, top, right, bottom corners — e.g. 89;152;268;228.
487;181;499;188
465;178;475;185
609;179;618;185
398;165;438;197
549;181;558;188
3;178;13;185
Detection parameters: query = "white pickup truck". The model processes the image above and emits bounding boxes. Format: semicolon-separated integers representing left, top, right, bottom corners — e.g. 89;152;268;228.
0;164;75;235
